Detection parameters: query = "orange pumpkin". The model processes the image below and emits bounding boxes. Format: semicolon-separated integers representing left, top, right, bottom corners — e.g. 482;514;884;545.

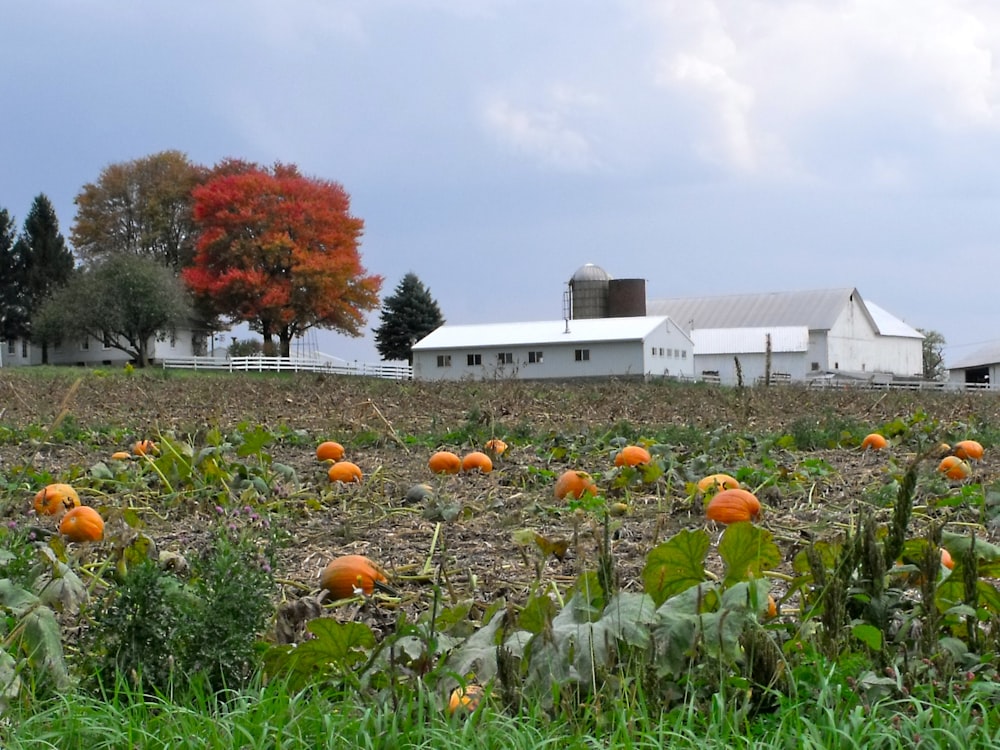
554;470;598;500
941;548;955;570
447;684;485;715
766;595;778;619
706;488;761;524
953;440;984;462
428;451;462;475
696;473;740;494
614;445;652;467
133;439;158;457
316;441;345;462
861;433;888;451
33;483;81;516
58;505;104;542
327;461;363;483
938;455;972;481
461;451;493;474
484;438;508;456
110;451;132;461
319;554;388;599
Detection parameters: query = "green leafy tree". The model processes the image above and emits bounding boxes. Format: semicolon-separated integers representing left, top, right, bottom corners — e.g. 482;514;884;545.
918;328;946;381
33;254;192;367
373;272;444;364
0;208;23;343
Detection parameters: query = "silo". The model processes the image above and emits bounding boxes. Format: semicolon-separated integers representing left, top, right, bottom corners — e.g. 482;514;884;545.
607;278;647;317
568;263;611;319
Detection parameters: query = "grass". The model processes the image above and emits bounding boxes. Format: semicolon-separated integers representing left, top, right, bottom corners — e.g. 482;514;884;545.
4;676;1000;749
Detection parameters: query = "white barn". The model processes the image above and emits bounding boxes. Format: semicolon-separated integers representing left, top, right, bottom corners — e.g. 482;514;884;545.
648;288;925;386
411;316;694;381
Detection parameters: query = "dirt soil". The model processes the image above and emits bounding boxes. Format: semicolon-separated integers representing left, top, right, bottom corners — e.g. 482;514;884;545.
2;371;1000;639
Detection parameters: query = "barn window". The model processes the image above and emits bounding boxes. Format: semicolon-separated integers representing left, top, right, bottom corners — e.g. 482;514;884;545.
660;348;665;356
811;362;820;371
80;339;90;351
5;340;14;355
467;353;482;366
681;350;687;359
436;355;451;367
497;352;513;365
651;347;656;356
21;339;28;358
575;349;590;362
528;351;543;364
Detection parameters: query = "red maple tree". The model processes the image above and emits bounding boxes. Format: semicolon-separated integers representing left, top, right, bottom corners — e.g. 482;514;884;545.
183;163;382;357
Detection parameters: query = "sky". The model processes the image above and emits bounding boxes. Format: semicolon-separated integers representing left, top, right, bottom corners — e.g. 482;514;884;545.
4;0;1000;367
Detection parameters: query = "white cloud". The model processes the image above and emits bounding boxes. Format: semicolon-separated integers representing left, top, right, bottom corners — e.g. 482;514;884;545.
640;0;1000;181
480;91;602;171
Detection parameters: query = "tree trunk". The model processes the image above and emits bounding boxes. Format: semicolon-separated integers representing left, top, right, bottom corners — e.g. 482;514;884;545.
279;333;291;358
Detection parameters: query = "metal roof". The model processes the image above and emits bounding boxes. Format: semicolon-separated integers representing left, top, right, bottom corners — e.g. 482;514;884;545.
948;343;1000;370
864;300;924;339
648;287;922;339
692;326;810;355
647;287;859;330
412;316;685;351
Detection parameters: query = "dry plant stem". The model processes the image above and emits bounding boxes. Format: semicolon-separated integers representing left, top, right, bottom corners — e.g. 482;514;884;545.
16;376;83;473
361;398;409;451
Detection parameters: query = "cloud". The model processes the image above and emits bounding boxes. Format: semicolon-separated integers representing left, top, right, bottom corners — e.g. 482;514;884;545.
480;90;603;171
641;0;1000;183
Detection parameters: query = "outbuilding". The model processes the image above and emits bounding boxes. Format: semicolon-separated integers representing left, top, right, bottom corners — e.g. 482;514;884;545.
411;315;694;381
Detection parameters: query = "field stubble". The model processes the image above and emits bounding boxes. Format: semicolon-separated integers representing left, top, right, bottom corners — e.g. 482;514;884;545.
2;370;999;635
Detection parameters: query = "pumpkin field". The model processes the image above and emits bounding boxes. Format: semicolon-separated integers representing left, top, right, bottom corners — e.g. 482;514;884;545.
3;368;1000;747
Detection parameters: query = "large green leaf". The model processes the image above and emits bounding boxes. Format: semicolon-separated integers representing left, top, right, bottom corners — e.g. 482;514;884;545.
263;618;376;690
642;529;710;607
601;592;657;649
941;531;1000;561
719;522;782;587
441;609;507;687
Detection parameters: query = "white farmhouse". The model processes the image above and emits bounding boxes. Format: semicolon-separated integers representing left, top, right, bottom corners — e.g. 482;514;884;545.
411;316;694;381
0;327;210;368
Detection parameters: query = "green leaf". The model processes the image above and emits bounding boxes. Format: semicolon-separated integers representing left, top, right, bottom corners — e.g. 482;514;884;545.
442;609;507;686
518;591;558;634
642;529;710;607
852;623;883;651
941;532;1000;561
602;592;657;649
236;425;274;458
263;619;375;690
718;522;782;587
18;607;70;690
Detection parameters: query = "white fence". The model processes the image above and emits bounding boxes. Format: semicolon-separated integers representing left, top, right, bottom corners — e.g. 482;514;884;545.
160;355;412;380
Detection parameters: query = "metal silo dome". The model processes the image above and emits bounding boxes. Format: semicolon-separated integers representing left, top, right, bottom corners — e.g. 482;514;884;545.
568;264;612;319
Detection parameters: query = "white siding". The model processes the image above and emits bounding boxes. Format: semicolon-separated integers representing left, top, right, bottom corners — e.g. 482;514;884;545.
412;317;694;381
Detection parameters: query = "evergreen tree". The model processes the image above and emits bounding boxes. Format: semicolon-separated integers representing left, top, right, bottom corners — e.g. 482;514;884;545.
373;272;444;364
17;195;75;361
0;208;25;342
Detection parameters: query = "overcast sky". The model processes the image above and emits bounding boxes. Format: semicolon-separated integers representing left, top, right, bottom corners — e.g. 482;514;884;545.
5;1;1000;366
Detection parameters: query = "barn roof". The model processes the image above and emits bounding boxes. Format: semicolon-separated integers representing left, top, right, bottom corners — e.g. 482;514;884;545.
948;343;1000;370
648;287;923;339
412;316;686;351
